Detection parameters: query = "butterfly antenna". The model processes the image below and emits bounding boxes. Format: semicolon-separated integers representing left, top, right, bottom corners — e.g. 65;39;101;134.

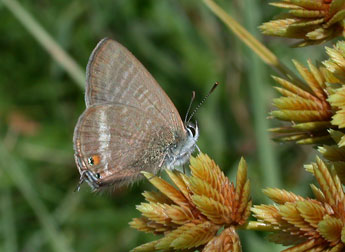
184;91;196;125
187;82;220;123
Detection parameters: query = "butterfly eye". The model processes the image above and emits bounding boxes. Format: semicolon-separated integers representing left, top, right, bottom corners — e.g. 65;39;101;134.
88;155;100;166
186;123;197;137
188;126;196;137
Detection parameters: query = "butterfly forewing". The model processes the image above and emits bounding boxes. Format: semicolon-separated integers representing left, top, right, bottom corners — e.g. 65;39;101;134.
86;38;184;132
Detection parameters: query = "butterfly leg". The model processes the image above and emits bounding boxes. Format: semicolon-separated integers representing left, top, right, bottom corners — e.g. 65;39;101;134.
148;153;167;181
75;170;100;192
156;154;166;177
74;171;86;192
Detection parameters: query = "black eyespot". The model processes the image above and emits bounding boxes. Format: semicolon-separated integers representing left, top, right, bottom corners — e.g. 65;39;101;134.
88;157;94;166
87;155;101;166
95;173;101;179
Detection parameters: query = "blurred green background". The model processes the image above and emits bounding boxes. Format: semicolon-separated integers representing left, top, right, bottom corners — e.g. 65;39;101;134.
0;0;331;251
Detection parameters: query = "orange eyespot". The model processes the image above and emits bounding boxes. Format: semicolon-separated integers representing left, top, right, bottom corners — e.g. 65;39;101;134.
88;155;101;166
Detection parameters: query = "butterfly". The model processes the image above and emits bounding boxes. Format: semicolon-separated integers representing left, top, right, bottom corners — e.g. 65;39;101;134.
73;38;201;191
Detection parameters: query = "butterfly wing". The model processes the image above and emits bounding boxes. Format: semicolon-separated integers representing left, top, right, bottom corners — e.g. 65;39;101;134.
73;103;181;188
85;38;184;132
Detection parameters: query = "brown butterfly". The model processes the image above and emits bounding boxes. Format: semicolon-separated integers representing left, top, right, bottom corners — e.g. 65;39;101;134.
73;38;200;191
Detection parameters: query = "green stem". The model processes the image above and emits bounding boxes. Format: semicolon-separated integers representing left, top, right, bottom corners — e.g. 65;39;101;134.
1;189;17;252
243;0;281;188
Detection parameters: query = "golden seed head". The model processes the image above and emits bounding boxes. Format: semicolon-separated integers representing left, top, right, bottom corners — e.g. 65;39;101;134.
130;153;251;251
